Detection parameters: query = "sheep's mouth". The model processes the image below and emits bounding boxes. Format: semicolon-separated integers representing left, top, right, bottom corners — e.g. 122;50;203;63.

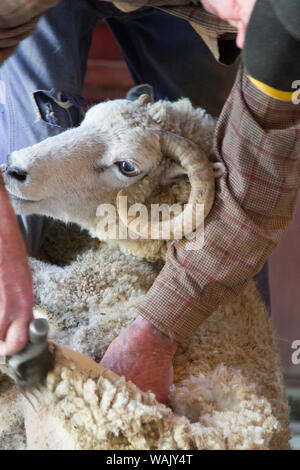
7;192;41;204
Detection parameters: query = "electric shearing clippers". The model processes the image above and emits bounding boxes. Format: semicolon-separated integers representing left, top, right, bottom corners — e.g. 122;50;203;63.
6;319;55;391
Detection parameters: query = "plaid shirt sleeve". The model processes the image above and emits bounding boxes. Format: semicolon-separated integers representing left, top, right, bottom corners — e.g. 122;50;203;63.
139;66;300;343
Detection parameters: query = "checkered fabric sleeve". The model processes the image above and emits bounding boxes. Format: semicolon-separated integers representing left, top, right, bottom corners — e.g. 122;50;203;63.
139;66;300;343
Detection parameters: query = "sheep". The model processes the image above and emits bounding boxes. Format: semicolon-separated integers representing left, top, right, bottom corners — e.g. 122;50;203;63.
3;95;222;261
0;95;291;450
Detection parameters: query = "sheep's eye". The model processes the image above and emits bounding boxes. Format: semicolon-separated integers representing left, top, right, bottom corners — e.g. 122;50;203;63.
116;161;140;177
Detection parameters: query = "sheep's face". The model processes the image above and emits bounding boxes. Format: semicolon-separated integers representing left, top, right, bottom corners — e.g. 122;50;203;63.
3;100;165;234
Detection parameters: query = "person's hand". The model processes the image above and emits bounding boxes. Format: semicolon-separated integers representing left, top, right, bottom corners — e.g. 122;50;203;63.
100;315;178;405
201;0;256;48
0;15;43;66
0;181;34;357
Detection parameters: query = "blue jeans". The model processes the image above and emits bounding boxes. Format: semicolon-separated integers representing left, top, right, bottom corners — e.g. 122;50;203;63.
0;0;270;309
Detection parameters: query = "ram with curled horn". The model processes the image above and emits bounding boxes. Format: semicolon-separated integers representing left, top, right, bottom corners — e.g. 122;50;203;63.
3;89;225;261
117;130;224;240
0;90;289;451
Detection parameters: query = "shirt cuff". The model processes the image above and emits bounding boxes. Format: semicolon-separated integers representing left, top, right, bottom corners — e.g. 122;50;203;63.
242;70;300;128
247;76;295;102
139;284;211;344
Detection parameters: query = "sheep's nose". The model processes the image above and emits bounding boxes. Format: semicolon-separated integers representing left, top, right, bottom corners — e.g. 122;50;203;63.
6;166;28;182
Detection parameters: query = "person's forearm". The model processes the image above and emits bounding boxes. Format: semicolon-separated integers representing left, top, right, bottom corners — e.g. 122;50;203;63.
0;1;59;65
0;170;21;240
0;1;235;67
0;0;189;64
0;1;59;28
139;66;300;343
0;170;34;356
0;0;188;28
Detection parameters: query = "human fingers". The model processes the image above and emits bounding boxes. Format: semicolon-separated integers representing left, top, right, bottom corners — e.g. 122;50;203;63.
0;317;30;356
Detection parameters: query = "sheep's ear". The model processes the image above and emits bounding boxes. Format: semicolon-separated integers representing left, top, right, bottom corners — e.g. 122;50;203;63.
159;162;188;186
126;84;154;104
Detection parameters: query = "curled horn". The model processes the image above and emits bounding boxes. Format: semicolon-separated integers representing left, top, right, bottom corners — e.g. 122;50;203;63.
138;94;152;105
116;131;216;240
